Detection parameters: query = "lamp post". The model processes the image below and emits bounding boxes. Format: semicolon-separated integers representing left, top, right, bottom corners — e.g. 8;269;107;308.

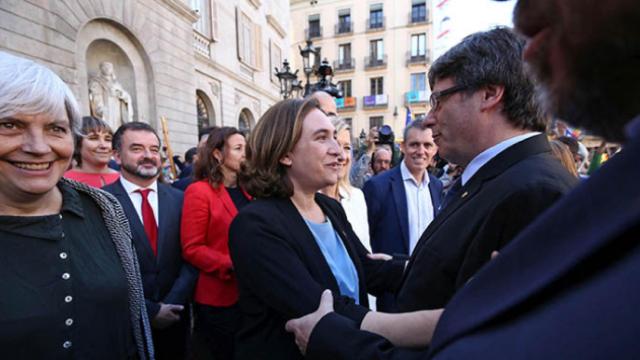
275;39;343;100
274;59;299;99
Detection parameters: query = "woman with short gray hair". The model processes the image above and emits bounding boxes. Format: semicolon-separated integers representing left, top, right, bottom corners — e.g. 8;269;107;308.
0;51;153;359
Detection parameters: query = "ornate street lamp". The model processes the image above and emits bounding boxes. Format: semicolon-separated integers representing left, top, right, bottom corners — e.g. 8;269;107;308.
274;59;299;99
275;39;343;99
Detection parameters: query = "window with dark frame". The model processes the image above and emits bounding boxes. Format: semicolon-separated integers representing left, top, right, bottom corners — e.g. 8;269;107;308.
308;14;321;38
369;4;384;29
411;33;427;57
339;43;352;67
370;77;384;95
338;10;352;33
339;80;353;97
369;116;384;129
411;1;427;23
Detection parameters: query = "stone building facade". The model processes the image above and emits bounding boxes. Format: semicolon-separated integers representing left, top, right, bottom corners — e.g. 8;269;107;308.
0;0;289;154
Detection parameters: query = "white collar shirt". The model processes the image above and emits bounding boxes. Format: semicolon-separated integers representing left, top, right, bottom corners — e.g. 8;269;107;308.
119;176;159;225
400;161;434;254
461;132;541;186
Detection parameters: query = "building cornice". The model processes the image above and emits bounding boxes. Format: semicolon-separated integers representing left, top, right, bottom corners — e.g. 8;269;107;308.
159;0;200;23
195;53;280;102
266;14;286;38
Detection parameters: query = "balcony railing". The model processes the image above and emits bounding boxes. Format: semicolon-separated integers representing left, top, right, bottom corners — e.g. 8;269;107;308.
405;90;430;105
365;55;388;69
336;96;357;111
363;94;389;108
409;11;429;24
366;17;385;32
305;26;323;39
333;58;356;72
406;51;430;66
193;31;211;58
335;22;353;35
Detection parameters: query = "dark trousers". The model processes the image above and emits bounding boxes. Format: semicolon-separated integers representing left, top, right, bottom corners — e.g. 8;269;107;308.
191;303;240;360
152;308;190;360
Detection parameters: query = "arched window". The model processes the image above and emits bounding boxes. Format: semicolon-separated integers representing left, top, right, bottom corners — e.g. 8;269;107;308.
196;91;214;130
238;108;254;134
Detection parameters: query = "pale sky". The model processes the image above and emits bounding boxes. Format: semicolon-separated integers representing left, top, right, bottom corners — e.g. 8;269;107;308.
432;0;517;59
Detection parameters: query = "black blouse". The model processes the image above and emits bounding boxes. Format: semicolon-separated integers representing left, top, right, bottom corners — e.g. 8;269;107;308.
0;182;135;359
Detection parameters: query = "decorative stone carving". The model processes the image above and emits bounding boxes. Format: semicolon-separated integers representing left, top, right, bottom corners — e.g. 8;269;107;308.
210;82;220;97
88;61;134;128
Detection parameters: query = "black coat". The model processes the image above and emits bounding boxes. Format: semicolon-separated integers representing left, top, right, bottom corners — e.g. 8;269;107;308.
103;180;198;319
229;193;405;360
396;134;578;311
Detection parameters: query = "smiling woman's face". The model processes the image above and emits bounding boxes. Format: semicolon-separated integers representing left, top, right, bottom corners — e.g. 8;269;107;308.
0;112;74;202
80;130;113;168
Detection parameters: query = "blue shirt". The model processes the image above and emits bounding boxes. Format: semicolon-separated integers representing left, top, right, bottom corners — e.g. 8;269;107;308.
304;217;360;304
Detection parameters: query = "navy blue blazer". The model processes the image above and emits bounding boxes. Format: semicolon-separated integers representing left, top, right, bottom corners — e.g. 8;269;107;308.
363;166;443;256
305;133;640;359
103;180;197;320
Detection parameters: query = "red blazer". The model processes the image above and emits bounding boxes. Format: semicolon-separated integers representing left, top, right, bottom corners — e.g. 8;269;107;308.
181;180;251;307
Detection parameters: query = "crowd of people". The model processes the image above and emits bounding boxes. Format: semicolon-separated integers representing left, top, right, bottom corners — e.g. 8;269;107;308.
1;0;639;358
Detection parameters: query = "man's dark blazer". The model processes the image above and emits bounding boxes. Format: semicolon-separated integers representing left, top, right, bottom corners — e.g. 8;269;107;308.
305;131;640;360
396;134;577;311
103;180;197;319
229;193;405;360
364;165;443;256
363;165;443;311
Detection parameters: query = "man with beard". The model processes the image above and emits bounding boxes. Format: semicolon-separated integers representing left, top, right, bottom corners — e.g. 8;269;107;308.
104;122;197;359
284;0;640;358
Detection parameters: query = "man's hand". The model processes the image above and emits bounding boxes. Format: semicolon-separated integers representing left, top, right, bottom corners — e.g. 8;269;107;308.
285;290;334;355
365;127;379;154
152;303;184;329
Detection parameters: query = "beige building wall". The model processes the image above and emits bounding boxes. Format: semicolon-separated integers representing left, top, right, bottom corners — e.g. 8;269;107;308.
290;0;432;140
0;0;289;155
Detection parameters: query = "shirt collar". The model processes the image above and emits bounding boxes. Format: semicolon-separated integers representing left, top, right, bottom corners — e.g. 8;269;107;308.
624;115;640;141
400;160;430;186
461;132;540;186
58;180;85;218
119;175;158;195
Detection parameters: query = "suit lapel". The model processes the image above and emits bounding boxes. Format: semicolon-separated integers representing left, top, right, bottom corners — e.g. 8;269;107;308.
390;168;410;253
214;185;239;219
428;175;442;217
282;197;341;293
430;138;640;355
109;180;156;261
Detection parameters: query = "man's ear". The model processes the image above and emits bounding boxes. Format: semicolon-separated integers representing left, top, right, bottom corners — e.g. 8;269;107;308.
279;153;293;167
113;150;122;165
479;84;505;112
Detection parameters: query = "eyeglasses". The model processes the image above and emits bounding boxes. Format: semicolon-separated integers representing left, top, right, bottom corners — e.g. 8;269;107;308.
429;84;469;110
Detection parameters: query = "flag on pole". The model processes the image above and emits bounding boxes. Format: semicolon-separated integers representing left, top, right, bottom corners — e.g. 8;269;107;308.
405;106;412;125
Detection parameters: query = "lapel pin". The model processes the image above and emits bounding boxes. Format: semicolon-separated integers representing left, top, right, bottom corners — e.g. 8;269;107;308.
461;191;469;198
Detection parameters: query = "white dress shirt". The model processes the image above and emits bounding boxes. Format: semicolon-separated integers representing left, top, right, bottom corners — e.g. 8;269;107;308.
119;176;159;225
461;132;541;186
339;186;371;252
400;161;435;254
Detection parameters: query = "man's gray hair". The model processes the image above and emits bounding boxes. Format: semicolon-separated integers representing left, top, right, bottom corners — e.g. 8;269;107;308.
0;51;81;133
428;27;545;132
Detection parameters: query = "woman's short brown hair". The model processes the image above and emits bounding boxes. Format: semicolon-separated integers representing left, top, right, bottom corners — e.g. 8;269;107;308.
240;98;320;198
193;126;243;187
74;116;113;167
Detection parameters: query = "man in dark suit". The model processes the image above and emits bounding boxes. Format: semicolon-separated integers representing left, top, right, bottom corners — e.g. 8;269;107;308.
104;122;197;359
286;0;640;358
363;119;443;311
